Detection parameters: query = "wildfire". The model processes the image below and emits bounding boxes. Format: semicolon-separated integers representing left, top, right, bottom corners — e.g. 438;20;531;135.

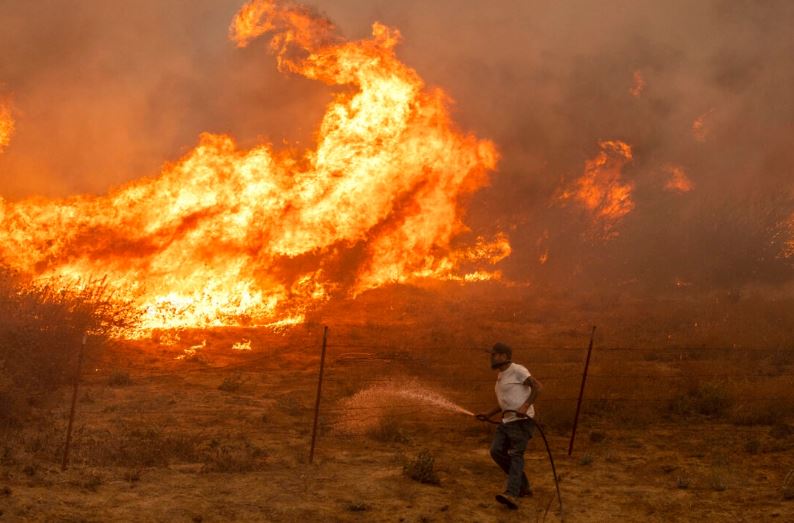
0;102;13;153
0;0;504;334
629;70;646;97
558;140;634;238
692;110;713;142
664;165;694;193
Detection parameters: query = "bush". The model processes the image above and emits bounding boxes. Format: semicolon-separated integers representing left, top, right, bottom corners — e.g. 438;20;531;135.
218;375;244;393
669;382;733;417
367;412;410;443
107;370;132;387
0;268;136;424
200;437;266;473
403;450;440;485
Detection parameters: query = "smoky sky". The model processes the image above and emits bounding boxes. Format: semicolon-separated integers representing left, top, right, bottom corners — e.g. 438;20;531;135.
0;0;792;295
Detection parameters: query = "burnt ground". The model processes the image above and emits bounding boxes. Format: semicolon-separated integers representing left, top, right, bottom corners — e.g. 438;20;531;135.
1;320;793;522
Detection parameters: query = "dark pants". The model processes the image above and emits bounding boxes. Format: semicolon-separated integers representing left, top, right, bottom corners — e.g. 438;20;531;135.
490;418;533;496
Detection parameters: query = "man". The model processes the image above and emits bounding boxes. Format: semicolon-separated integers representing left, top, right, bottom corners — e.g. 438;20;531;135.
476;342;543;510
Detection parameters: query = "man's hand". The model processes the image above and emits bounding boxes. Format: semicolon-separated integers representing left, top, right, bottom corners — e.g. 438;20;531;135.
516;404;530;416
475;413;490;422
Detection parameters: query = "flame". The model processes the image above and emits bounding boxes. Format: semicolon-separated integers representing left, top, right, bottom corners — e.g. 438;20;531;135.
558;140;634;238
0;102;13;153
629;70;646;97
232;339;252;351
692;110;713;142
0;0;504;334
664;165;694;193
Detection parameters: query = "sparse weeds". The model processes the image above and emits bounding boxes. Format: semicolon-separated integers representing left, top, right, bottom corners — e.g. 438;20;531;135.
578;453;594;466
201;437;266;473
218;374;244;393
107;370;132;387
345;502;370;512
669;382;733;417
744;438;761;454
367;412;410;443
403;449;440;485
709;470;727;492
676;475;690;489
783;470;794;500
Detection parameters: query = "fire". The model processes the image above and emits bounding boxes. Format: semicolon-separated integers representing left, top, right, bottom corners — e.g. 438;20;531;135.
0;102;13;153
0;0;504;333
692;110;713;142
629;70;646;97
558;140;634;238
664;165;694;193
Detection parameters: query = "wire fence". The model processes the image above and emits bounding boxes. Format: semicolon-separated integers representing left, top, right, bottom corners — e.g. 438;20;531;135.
56;324;794;468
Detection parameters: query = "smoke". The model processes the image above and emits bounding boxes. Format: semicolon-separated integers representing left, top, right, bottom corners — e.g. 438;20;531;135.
0;0;792;300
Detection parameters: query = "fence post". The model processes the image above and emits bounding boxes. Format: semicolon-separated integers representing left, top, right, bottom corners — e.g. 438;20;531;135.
309;325;328;464
62;333;87;471
568;326;596;456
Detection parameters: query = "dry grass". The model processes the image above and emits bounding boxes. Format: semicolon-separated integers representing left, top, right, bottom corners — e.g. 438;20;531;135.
0;267;136;425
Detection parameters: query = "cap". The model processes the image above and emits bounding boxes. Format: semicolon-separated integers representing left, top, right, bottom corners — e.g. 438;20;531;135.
486;342;512;357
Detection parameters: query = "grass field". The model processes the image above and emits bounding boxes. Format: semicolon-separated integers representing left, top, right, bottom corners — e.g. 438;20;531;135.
1;286;793;522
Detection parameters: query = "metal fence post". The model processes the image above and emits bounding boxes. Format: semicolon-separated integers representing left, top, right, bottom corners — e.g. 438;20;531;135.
62;333;87;470
309;326;328;464
568;326;596;456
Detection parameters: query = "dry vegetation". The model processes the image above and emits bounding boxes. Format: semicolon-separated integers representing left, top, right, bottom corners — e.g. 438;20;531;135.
0;284;792;521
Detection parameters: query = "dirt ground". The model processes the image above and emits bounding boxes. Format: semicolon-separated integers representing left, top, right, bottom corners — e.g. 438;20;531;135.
1;318;793;522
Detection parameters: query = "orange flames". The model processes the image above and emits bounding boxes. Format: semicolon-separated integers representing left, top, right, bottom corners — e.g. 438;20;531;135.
692;110;713;142
558;140;634;238
664;165;694;193
0;102;13;153
629;70;646;97
0;0;504;333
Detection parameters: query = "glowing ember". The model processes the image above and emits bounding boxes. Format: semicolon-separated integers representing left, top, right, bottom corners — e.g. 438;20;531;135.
232;339;252;351
0;102;13;153
664;165;694;193
781;213;794;259
0;0;504;333
629;70;646;97
692;110;713;142
176;339;206;360
558;140;634;238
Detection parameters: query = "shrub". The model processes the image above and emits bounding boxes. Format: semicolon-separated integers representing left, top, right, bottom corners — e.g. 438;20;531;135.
0;268;136;424
107;370;132;387
403;450;440;485
669;382;733;417
367;412;410;443
200;438;266;473
218;375;244;393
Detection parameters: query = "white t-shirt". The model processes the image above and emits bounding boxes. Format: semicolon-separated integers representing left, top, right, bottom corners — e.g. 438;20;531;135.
495;363;535;423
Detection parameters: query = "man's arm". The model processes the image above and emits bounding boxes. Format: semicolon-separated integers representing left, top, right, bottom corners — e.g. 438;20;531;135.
517;375;543;415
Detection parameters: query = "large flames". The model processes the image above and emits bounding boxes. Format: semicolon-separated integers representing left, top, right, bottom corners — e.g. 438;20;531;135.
558;140;634;238
0;0;504;333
